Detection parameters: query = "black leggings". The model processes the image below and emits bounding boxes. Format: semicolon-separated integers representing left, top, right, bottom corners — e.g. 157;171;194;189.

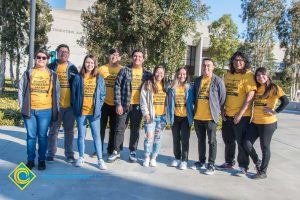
171;116;191;162
243;122;277;174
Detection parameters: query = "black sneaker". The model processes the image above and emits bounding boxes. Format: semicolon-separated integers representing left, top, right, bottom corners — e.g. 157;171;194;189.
38;160;46;170
107;150;120;163
204;164;216;175
216;162;235;169
255;159;262;173
66;156;76;163
252;172;267;179
46;156;54;162
26;161;35;170
191;161;205;170
129;151;137;163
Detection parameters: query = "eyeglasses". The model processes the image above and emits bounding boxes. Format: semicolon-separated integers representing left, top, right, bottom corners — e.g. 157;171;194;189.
59;51;69;54
36;56;48;60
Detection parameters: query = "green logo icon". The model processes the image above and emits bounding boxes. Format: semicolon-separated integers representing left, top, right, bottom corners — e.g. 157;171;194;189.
8;162;36;190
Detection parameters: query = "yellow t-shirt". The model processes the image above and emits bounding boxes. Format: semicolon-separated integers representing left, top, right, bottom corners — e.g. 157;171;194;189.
252;85;285;124
56;63;71;108
194;76;212;120
30;68;52;110
130;67;143;104
82;76;97;116
153;82;166;116
174;85;187;117
224;70;257;117
98;64;122;106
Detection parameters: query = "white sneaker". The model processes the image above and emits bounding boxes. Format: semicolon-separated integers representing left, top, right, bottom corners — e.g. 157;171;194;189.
98;159;107;170
150;159;157;167
171;159;180;167
75;157;85;167
179;161;187;170
143;158;150;167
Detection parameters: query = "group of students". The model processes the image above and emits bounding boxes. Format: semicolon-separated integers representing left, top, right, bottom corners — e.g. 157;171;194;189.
18;44;289;180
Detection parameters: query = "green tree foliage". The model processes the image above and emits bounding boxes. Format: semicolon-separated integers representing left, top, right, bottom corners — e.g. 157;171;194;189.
31;0;53;56
277;0;300;100
0;0;53;88
207;14;239;71
80;0;208;74
241;0;285;70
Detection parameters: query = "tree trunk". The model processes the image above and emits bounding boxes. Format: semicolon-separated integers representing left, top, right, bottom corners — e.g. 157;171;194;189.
16;52;21;84
0;42;6;92
291;78;296;101
9;58;15;86
296;70;299;101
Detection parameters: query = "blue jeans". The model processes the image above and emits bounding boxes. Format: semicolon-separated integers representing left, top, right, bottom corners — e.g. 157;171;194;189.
24;109;52;162
144;115;166;157
76;115;102;160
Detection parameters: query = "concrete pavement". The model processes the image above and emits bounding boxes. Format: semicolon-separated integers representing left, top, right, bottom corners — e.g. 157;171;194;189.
0;111;300;200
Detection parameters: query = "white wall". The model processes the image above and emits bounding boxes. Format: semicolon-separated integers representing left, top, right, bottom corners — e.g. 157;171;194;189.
65;0;95;11
47;9;87;68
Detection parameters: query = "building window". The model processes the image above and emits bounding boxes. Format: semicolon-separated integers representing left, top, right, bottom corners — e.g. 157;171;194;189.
185;46;196;76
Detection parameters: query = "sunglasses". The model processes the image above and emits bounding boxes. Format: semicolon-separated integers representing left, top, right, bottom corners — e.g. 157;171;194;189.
36;56;48;60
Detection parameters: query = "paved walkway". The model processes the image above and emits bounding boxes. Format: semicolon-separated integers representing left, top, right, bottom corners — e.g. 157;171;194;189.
0;111;300;200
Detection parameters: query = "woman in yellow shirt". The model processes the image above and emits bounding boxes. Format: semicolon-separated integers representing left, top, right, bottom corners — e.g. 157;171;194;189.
71;54;107;170
18;50;60;170
167;67;194;170
140;65;167;167
244;67;289;179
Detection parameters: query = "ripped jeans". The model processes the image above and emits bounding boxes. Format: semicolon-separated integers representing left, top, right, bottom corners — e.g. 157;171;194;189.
144;115;167;158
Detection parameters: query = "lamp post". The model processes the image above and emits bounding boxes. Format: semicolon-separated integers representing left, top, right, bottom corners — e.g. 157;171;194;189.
28;0;36;69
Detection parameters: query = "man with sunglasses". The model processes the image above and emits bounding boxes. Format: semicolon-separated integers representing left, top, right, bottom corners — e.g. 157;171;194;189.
47;44;78;163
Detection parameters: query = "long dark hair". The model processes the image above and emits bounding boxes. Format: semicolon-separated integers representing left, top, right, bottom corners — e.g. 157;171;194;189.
79;54;98;78
255;67;278;98
143;64;165;93
229;51;251;74
171;67;190;89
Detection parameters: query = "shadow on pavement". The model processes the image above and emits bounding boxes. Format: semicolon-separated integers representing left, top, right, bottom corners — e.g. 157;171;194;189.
0;128;221;200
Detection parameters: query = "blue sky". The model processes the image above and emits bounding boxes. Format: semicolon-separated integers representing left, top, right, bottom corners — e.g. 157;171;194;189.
46;0;65;8
202;0;246;35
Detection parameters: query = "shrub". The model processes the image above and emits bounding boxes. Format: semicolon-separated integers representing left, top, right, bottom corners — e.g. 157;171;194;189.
0;82;23;126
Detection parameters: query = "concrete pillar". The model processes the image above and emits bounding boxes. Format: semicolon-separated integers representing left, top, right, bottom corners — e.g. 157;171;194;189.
195;36;203;76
